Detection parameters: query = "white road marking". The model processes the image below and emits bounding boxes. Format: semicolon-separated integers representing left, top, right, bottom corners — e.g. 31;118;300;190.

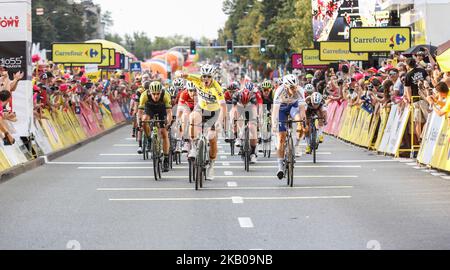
224;171;233;176
101;175;358;179
113;144;138;147
83;165;362;170
227;182;238;187
109;195;352;202
431;173;446;176
220;156;227;159
441;176;450;180
394;158;415;163
218;145;223;149
97;186;353;191
100;153;141;156
232;197;244;204
125;138;136;140
406;163;417;166
238;217;254;228
222;162;230;166
413;166;422;169
48;161;149;165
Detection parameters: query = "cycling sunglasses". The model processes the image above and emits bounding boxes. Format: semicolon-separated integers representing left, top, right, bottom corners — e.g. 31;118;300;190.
201;75;212;79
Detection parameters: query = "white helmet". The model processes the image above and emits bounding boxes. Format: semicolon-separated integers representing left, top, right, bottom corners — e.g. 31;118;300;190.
173;78;185;88
311;92;323;105
283;74;299;87
200;64;215;76
304;84;315;94
186;81;196;91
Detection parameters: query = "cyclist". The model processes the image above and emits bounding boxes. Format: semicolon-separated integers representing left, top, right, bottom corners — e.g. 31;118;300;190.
136;82;147;154
304;92;327;153
181;64;227;180
230;88;259;163
176;81;197;153
224;81;240;104
272;74;306;179
138;81;173;172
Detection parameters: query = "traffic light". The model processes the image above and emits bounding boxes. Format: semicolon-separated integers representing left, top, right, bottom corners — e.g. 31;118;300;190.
226;40;233;55
260;38;267;54
190;40;196;55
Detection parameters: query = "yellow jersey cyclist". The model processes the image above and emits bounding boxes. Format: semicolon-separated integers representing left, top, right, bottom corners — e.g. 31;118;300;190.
181;64;227;180
138;81;173;172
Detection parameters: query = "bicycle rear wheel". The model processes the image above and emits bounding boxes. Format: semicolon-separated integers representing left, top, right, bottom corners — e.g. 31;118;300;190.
244;127;250;172
189;158;195;183
153;157;158;181
230;140;235;156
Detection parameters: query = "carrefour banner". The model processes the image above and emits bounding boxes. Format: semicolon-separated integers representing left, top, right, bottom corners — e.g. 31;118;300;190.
319;41;369;61
349;27;411;52
52;43;103;64
302;49;334;66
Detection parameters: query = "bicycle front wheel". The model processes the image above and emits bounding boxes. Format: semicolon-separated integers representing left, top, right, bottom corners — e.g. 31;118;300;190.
311;127;317;164
195;139;206;190
287;135;294;187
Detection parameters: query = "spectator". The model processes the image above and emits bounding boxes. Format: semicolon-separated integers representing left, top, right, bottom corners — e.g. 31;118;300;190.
427;82;450;117
0;90;15;145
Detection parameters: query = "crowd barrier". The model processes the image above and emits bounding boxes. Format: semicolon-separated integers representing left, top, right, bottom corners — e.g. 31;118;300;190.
0;101;130;173
324;100;450;173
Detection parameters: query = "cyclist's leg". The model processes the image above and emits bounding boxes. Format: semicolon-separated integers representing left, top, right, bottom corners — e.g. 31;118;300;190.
318;107;327;143
181;106;191;152
188;105;202;158
249;105;258;162
277;104;290;178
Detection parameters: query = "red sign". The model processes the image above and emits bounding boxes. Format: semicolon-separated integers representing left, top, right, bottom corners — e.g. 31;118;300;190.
291;53;303;69
0;16;20;28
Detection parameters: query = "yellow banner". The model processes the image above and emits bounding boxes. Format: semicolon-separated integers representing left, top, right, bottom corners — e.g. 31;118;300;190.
86;71;101;82
109;49;116;66
350;27;411;52
52;43;103;64
319;42;369;61
302;49;333;66
98;48;111;67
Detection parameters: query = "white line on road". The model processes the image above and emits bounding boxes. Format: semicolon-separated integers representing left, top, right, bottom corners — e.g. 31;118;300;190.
238;217;254;228
48;161;150;165
83;165;362;170
406;163;417;166
101;175;358;179
224;171;234;176
97;186;354;191
100;154;141;156
222;162;230;166
113;144;138;147
441;176;450;180
109;195;352;202
232;197;244;204
227;182;238;187
220;156;227;159
431;173;446;176
125;138;136;141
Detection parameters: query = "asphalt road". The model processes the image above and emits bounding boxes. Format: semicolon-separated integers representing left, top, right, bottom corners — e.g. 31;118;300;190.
1;125;450;250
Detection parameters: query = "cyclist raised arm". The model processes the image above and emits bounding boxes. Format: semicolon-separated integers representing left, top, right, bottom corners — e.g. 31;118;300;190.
138;81;173;172
272;74;306;179
181;64;227;180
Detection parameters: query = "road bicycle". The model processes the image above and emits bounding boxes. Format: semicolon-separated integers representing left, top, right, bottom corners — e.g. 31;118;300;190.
307;114;322;164
261;111;272;158
234;111;251;172
143;117;166;181
280;117;304;187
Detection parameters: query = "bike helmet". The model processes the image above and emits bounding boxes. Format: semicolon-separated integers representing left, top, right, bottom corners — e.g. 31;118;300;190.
200;64;215;76
186;81;196;91
173;78;185;89
261;80;272;89
149;81;163;93
244;81;254;91
283;74;299;87
304;84;315;95
240;89;251;105
311;92;323;106
167;86;176;97
143;81;151;90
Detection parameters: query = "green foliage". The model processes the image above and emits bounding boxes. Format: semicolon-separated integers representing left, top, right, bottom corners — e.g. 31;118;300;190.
218;0;313;63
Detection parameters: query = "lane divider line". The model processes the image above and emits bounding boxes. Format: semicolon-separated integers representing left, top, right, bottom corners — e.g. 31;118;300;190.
97;186;354;191
81;165;362;170
224;171;233;176
108;195;352;202
227;182;238;187
100;175;359;179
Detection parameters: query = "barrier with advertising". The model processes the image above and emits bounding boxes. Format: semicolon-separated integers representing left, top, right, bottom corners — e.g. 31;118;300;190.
1;100;129;174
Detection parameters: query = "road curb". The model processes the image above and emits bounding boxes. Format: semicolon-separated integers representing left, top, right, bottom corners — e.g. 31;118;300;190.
0;121;129;184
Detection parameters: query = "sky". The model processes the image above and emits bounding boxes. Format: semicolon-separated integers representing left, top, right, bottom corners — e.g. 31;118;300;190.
93;0;228;40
